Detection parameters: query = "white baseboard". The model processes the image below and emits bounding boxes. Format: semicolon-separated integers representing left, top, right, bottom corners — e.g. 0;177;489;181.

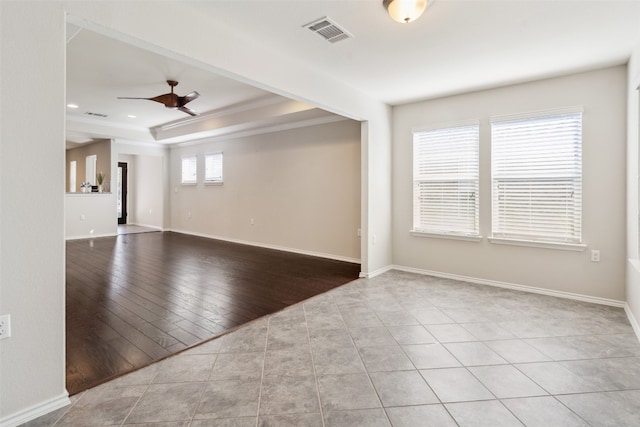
359;264;394;279
625;303;640;343
390;265;626;308
127;223;163;230
167;229;361;264
0;393;70;427
65;232;118;241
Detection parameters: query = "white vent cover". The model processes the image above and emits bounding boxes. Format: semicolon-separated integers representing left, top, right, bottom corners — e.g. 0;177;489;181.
84;111;108;118
304;17;352;44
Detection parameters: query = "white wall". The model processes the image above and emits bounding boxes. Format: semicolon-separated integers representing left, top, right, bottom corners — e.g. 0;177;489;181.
626;43;640;335
393;66;627;302
170;120;361;261
118;153;165;229
0;1;68;423
132;156;164;228
115;142;171;230
65;193;117;239
0;3;391;424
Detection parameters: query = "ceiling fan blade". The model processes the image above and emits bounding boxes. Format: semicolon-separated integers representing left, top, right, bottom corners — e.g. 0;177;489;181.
178;106;199;116
118;81;200;114
181;91;200;105
149;93;179;107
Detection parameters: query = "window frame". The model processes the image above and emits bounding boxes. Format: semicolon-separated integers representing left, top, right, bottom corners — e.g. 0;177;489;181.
204;152;224;185
181;154;198;185
489;107;586;251
411;119;481;240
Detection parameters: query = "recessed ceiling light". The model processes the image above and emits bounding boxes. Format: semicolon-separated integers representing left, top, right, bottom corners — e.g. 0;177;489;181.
127;114;137;118
67;103;79;109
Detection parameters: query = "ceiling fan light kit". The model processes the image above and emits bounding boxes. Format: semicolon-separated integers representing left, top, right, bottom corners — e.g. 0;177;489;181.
383;0;429;24
118;80;200;116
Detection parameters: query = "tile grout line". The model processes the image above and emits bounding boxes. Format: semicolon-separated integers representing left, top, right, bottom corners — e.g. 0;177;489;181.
339;288;391;424
118;366;161;426
367;283;464;425
186;350;220;426
303;300;327;427
51;390;86;426
254;315;271;427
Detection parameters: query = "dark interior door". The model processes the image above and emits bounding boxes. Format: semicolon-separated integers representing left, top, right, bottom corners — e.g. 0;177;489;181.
117;162;128;225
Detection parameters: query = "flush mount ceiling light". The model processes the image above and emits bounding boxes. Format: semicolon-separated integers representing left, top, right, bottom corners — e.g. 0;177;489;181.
383;0;429;24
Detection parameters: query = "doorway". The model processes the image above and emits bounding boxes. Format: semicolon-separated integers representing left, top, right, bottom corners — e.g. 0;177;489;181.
117;162;128;224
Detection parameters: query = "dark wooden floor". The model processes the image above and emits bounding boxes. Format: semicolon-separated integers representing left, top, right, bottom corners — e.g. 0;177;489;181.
66;231;360;395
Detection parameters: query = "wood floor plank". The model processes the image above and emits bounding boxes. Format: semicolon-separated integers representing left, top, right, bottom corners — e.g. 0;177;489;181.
66;231;359;394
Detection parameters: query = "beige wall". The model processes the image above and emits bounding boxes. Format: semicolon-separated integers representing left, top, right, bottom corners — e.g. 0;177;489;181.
170;120;362;261
392;66;627;302
124;155;164;228
66;139;111;192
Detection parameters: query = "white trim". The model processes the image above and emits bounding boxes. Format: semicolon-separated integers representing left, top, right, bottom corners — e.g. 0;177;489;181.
625;303;640;343
154;95;285;132
359;264;394;279
412;118;479;133
490;105;584;123
167;229;361;264
65;192;112;197
173;114;348;148
0;393;70;427
391;265;625;308
65;232;118;240
411;230;483;242
488;237;587;252
127;223;163;231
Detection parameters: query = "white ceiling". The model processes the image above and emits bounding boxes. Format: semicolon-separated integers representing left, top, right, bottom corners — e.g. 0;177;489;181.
66;0;640;146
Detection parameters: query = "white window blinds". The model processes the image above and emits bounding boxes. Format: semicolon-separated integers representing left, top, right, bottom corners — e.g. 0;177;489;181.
491;110;582;244
413;122;480;236
205;152;223;183
181;155;197;184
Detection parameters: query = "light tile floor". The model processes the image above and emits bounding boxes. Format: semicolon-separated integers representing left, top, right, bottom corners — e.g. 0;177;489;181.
25;271;640;426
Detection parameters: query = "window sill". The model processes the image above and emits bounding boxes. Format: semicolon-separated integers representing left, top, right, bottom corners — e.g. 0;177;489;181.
181;182;197;186
205;181;224;186
410;230;483;242
488;237;586;252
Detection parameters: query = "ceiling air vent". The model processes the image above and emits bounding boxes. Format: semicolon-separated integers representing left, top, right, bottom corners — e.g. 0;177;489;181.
304;17;352;44
84;111;108;118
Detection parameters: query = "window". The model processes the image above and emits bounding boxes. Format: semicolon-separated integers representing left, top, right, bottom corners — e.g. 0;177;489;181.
412;121;480;237
86;154;97;185
181;155;197;184
69;161;77;192
205;152;223;184
491;108;583;245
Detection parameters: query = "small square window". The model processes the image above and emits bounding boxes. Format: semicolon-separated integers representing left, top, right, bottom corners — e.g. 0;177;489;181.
181;155;197;184
205;152;223;184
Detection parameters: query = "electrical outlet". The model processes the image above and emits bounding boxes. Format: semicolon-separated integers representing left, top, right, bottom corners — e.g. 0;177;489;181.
0;314;11;339
591;250;600;262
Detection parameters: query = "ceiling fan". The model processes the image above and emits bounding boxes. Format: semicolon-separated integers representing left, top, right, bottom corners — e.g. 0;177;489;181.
118;80;200;116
